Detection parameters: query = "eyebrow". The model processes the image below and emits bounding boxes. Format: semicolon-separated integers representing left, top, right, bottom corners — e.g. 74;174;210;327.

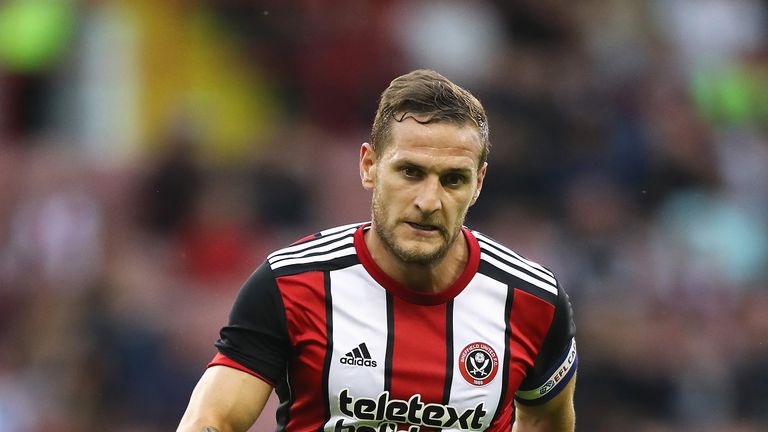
396;159;474;176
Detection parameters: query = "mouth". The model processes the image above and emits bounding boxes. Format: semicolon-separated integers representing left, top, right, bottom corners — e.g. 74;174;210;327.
406;221;442;233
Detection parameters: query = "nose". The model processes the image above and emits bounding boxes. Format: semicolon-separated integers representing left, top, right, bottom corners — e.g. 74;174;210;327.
414;177;442;215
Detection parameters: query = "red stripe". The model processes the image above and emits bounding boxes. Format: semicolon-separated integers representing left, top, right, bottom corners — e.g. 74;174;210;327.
509;289;555;374
389;296;447;431
277;271;328;431
488;288;555;430
290;234;317;245
488;405;513;431
208;352;277;387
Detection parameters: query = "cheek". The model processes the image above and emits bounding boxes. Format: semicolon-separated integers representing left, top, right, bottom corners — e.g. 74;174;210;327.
378;178;411;201
451;191;475;210
448;196;475;223
374;184;401;215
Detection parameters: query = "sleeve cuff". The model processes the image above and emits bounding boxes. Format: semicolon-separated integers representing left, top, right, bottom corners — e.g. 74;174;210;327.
208;352;278;387
515;338;578;406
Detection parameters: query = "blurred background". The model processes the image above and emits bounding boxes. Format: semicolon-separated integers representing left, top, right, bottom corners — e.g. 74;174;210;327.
1;0;767;431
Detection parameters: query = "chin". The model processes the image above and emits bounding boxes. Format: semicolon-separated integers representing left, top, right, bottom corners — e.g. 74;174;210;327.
375;221;451;265
401;238;442;253
395;243;449;265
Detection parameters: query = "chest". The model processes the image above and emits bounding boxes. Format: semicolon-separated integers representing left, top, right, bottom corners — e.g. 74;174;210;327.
286;266;538;430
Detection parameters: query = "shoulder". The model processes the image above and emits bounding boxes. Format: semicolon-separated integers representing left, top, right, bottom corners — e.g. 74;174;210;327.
265;222;366;277
470;229;561;305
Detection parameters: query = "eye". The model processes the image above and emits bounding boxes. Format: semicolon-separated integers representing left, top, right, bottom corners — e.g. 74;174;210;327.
402;167;421;178
442;173;467;187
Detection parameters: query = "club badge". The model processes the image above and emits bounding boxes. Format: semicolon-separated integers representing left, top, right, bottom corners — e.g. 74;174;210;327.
458;342;499;386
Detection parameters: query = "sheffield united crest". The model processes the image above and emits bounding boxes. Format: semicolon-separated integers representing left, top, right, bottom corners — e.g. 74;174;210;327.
458;342;499;386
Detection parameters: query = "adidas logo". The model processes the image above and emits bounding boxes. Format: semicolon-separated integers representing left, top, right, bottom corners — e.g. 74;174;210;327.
340;342;377;367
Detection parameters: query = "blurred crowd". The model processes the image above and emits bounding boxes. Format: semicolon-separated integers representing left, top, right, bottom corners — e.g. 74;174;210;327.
1;1;767;431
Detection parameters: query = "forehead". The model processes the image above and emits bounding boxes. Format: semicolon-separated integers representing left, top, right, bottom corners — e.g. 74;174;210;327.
383;118;483;169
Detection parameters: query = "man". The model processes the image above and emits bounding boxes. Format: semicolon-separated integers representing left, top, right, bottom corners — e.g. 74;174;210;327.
178;70;577;432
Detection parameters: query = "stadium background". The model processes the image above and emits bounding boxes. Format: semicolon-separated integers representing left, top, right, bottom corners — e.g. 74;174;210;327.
1;1;767;431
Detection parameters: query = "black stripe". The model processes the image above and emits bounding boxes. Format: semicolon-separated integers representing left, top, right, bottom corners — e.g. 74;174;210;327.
478;243;556;288
269;229;357;261
491;284;515;427
319;271;334;431
384;292;394;393
271;240;355;266
272;255;361;278
352;347;362;358
474;233;554;278
317;222;365;238
274;376;291;431
359;343;371;359
442;300;454;406
478;260;557;305
477;238;555;277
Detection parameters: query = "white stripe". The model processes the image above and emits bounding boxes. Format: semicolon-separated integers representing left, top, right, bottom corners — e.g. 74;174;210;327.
269;247;356;270
269;237;354;264
319;221;366;236
267;226;358;260
325;265;388;430
477;240;557;285
515;338;577;401
448;273;509;430
473;232;554;277
480;253;558;296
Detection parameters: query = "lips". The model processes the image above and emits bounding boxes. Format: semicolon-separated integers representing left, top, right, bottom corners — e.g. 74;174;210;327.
408;222;438;231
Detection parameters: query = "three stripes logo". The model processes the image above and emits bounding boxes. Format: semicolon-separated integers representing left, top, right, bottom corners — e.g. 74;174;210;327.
339;342;377;368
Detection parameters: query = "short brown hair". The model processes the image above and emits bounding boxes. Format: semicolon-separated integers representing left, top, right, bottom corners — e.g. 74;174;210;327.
371;69;490;166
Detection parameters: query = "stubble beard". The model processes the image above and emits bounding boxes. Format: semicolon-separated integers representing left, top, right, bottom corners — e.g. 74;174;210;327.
371;189;464;266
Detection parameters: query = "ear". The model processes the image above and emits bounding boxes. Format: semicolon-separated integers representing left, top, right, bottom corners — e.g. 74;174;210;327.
470;162;487;206
360;142;377;191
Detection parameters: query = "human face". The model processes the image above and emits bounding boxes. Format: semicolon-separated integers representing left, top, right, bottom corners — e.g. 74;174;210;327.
360;117;487;265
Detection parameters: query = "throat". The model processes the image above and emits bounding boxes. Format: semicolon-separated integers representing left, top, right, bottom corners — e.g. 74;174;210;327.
398;263;462;294
365;228;469;294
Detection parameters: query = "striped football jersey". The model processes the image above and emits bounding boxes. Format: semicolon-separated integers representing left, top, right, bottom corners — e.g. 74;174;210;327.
211;223;577;431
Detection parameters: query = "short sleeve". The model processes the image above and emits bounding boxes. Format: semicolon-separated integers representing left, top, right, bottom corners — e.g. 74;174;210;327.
514;283;577;405
212;261;291;387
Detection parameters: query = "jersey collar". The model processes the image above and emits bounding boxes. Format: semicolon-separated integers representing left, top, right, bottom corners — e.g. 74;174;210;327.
353;223;480;305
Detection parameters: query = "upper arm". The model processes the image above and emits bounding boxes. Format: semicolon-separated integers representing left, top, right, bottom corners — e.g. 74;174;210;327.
513;374;576;432
179;261;291;431
177;365;273;432
215;262;291;384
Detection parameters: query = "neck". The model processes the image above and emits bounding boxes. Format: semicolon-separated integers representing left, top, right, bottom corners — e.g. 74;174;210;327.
364;228;468;294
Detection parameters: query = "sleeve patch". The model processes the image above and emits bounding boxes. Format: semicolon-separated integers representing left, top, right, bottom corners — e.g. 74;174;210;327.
515;338;577;404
